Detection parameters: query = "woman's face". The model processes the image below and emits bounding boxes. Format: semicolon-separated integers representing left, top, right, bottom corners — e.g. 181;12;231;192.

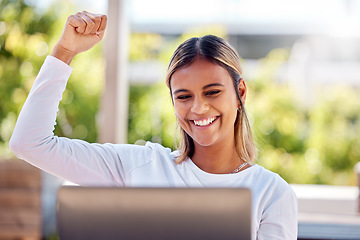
170;59;246;148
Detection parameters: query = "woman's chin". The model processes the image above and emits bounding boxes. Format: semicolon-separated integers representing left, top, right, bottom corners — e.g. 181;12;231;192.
192;137;217;148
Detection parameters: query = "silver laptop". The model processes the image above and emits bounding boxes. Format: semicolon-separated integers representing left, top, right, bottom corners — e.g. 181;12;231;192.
57;187;251;240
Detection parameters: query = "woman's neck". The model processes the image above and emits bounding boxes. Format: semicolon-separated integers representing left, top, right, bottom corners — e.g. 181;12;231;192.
191;139;244;174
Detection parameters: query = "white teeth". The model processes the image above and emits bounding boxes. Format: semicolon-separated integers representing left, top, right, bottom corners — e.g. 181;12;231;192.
194;117;216;126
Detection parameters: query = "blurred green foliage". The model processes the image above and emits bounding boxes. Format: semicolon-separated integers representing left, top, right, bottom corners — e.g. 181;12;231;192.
247;48;360;185
0;0;57;157
1;0;359;185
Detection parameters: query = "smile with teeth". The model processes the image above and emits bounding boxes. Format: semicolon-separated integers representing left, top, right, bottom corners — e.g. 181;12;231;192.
193;117;217;126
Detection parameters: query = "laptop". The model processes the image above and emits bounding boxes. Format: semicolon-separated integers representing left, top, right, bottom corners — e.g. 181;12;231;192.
57;187;252;240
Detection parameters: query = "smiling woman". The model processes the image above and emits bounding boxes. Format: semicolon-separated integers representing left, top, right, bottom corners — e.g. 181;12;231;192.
166;36;256;169
9;11;298;240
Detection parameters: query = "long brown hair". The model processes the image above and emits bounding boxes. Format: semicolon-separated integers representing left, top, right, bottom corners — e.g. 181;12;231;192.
166;35;257;164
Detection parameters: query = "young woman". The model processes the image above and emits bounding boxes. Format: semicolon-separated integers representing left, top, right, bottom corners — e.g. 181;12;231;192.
10;11;297;239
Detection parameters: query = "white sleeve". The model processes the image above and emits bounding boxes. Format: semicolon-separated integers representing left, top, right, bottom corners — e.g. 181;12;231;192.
257;185;298;240
9;56;126;186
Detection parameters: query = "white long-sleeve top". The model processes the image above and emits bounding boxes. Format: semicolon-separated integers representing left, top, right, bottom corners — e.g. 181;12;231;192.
10;56;298;240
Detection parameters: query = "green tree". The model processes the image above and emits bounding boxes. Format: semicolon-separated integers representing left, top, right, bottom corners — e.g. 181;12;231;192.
247;48;360;185
0;0;56;157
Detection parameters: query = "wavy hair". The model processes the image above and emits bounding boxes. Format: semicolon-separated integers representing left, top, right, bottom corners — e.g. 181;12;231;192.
166;35;257;164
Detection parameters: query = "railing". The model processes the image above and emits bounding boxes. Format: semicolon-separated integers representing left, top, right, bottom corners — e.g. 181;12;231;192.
294;163;360;240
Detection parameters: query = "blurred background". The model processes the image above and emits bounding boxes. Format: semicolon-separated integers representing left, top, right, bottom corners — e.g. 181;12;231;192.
1;0;359;184
1;0;360;238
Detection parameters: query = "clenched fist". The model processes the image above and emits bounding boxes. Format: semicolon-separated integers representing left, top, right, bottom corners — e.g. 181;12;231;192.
51;11;107;64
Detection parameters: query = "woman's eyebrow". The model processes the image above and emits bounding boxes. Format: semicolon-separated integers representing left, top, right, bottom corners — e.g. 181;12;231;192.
203;83;225;89
173;89;189;95
173;83;225;95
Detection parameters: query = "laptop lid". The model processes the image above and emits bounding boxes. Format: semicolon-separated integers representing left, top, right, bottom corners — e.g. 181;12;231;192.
57;187;251;240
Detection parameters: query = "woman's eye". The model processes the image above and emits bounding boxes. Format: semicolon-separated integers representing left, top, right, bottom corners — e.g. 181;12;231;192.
206;90;221;96
177;95;191;100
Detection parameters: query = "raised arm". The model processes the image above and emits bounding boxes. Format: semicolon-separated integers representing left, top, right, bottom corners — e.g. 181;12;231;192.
8;12;129;186
51;11;107;64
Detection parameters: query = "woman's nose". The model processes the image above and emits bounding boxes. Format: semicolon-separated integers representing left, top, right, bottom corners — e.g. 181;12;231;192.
191;97;209;114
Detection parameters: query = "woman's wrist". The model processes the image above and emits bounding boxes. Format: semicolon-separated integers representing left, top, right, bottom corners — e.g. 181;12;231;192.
51;44;76;65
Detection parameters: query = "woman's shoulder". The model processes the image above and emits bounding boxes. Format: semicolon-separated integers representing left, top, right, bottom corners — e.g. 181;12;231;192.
249;164;287;181
106;141;176;167
246;164;295;195
249;165;298;239
106;141;172;153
